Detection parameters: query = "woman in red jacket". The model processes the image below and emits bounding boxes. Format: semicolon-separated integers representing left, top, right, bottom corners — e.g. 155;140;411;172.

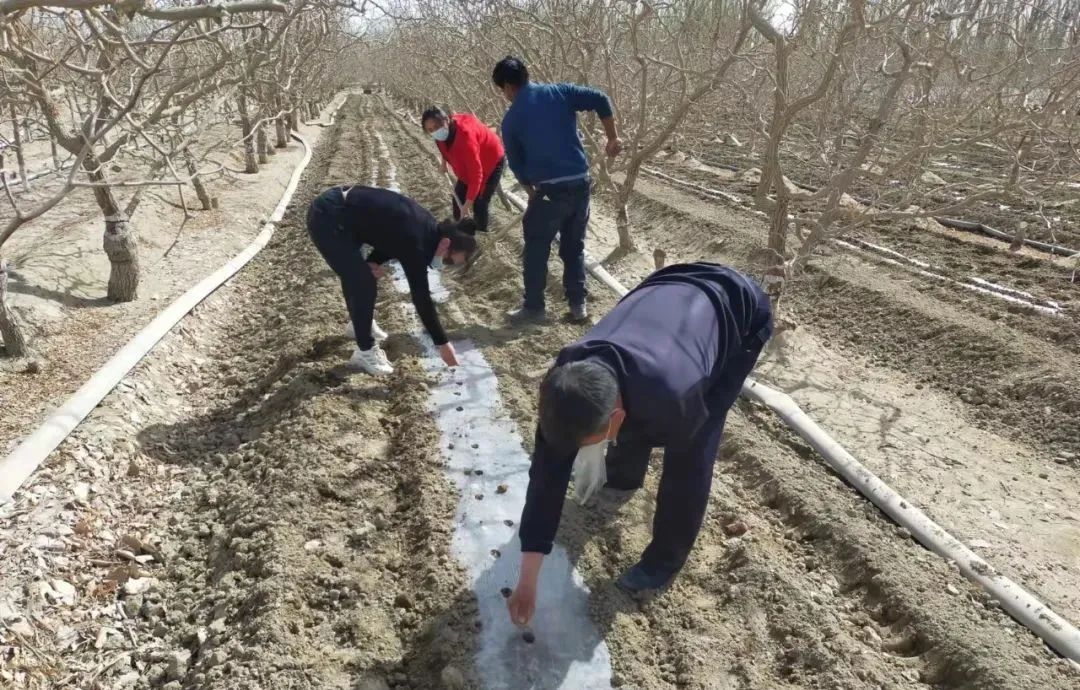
422;106;506;232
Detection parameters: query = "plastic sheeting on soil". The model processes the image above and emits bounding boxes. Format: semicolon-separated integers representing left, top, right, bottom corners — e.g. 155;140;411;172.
420;340;613;689
385;262;613;689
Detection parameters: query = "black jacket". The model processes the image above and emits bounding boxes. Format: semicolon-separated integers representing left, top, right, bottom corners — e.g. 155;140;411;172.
518;262;771;554
338;185;448;346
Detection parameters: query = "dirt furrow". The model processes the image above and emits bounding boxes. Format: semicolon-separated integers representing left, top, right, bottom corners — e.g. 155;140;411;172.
651;161;1079;322
377;96;1077;688
595;173;1080;622
3;94;1077;690
617;175;1080;458
0;95;476;690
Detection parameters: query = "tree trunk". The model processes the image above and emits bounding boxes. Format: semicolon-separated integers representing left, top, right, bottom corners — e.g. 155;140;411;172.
764;195;789;300
50;136;61;170
287;107;299;132
275;115;289;148
614;162;641;252
257;122;270;164
185;150;212;211
0;259;28;357
11;105;30;193
104;217;138;302
237;91;259;174
1010;221;1027;252
83;152;139;301
65;92;80;130
1008;133;1032;188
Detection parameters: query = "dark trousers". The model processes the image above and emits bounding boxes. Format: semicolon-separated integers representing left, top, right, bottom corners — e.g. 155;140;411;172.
606;300;774;574
522;178;590;311
452;157;506;233
306;189;378;350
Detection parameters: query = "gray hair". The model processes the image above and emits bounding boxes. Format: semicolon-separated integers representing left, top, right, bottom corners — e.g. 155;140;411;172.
538;360;618;454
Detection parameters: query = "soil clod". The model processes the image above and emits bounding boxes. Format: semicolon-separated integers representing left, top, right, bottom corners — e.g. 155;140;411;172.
723;520;749;537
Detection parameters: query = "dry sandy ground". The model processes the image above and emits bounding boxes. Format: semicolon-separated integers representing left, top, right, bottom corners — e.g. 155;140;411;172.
0;100;346;453
0;94;1078;690
614;165;1080;629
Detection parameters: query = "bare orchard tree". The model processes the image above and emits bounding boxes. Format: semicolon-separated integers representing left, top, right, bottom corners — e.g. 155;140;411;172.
738;0;1080;300
0;0;361;355
363;0;760;253
596;1;754;252
0;1;291;302
0;257;26;356
4;98;32;192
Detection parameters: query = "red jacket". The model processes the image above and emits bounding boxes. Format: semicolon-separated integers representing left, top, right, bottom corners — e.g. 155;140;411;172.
436;113;505;202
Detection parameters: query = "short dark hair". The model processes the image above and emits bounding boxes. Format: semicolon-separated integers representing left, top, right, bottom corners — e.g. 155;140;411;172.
538;361;618;454
492;56;529;89
437;218;479;257
421;106;448;128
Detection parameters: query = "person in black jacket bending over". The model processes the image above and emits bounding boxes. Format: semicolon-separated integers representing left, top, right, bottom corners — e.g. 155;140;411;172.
507;262;773;626
306;185;477;376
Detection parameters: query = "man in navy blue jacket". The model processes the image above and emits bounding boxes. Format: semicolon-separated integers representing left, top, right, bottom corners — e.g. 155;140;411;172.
506;263;773;627
492;56;622;323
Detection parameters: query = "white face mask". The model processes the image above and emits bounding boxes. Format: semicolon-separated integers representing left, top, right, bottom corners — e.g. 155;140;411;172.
572;417;615;506
572;439;609;506
431;125;450;142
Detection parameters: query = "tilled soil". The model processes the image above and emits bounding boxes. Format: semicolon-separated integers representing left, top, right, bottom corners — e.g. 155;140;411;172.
693;141;1080;249
1;97;473;690
1;94;1078;690
635;163;1080;455
601;171;1080;620
380;99;1079;687
0;112;327;453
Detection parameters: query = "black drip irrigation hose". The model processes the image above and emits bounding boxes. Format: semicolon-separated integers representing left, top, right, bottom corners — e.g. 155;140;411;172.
680;155;1080;260
934;217;1080;258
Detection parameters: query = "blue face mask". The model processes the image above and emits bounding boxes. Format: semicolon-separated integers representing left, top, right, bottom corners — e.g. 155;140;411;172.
431;126;450;142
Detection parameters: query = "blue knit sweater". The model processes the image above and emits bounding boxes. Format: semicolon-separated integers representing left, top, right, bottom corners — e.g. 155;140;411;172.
500;82;613;186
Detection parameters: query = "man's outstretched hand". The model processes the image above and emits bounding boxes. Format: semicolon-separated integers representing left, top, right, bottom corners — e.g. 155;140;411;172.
507;584;536;628
438;342;459;367
507;552;544;626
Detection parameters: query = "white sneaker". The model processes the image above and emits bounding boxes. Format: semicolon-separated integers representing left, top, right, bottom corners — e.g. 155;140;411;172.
348;344;393;375
345;320;388;341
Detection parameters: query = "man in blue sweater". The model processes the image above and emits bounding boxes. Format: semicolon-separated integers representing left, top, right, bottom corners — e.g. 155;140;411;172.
492;56;622;323
505;263;773;627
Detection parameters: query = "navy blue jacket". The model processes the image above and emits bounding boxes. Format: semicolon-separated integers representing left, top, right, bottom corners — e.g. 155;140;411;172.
500;82;613;187
518;263;770;554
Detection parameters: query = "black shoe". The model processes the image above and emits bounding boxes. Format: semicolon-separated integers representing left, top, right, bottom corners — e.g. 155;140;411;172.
568;303;589;323
616;562;677;593
603;477;643;491
507;305;547;323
